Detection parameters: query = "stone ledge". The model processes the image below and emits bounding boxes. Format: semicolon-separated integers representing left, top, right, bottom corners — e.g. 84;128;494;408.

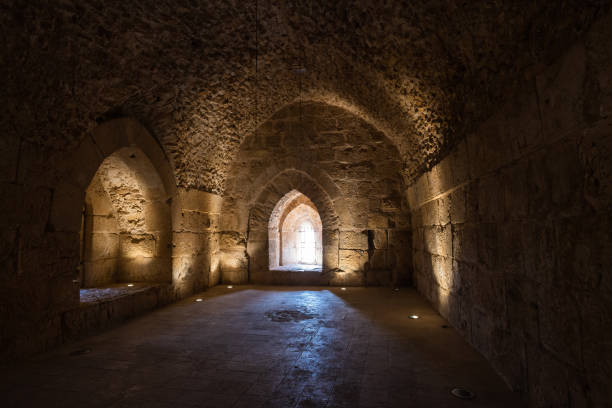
62;283;173;342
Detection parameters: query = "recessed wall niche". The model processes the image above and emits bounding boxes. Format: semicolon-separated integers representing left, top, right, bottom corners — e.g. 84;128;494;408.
268;190;323;272
80;146;172;292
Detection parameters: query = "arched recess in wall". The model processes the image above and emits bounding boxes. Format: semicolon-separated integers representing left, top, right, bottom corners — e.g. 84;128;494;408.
268;190;323;270
247;169;340;279
80;146;172;287
48;118;177;300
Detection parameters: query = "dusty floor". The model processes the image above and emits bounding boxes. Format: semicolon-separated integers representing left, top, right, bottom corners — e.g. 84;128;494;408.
0;286;523;408
271;264;323;272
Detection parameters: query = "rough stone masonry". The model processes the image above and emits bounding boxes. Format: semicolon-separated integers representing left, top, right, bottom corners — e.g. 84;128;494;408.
1;2;611;407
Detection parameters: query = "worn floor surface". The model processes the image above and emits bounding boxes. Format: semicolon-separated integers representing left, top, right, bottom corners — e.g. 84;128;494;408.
0;286;524;408
271;264;323;272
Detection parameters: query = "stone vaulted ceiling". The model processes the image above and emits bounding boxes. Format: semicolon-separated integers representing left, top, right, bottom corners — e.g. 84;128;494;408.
0;0;607;193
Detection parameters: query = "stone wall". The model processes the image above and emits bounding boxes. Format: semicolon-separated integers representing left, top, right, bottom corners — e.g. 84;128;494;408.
407;16;612;407
0;118;221;361
219;102;411;286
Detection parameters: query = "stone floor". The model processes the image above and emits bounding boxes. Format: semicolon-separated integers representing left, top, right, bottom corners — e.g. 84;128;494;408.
0;286;524;408
271;264;323;272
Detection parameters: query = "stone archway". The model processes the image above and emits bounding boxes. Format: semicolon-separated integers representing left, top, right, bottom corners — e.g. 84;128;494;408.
247;169;340;284
268;190;323;270
48;118;177;302
80;145;173;288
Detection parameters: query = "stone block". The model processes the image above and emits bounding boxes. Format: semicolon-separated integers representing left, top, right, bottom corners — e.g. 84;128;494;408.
219;231;246;250
367;212;389;229
85;232;119;261
172;232;206;257
221;256;248;284
343;197;369;229
118;257;170;283
405;185;418;210
421;200;438;226
145;201;171;232
452;224;478;263
339;249;368;272
415;172;430;204
449;187;466;224
174;210;217;233
329;270;365;286
411;227;424;252
428;155;453;197
431;254;453;291
82;259;117;287
465;181;479;223
176;188;223;212
91;215;119;233
120;234;156;258
424;225;451;258
323;245;339;270
339;230;368;250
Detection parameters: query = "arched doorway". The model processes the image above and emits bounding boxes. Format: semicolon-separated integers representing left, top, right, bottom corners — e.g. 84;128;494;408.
268;190;323;271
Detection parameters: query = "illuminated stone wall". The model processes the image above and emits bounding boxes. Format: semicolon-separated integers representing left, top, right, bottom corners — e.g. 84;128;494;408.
0;119;221;361
82;146;173;287
219;102;411;286
407;17;612;406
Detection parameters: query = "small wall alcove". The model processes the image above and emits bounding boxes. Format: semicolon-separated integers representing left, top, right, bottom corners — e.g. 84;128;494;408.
268;190;322;272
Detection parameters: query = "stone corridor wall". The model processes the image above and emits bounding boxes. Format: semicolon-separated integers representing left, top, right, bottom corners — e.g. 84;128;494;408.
407;16;612;407
219;102;411;286
0;118;221;361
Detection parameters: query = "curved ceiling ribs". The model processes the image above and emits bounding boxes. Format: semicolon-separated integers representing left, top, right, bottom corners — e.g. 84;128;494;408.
1;1;605;192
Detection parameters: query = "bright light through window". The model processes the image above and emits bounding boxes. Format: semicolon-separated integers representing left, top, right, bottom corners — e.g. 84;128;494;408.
298;221;316;264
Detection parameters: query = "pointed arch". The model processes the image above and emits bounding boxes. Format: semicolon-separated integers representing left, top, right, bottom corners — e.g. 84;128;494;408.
247;169;341;281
